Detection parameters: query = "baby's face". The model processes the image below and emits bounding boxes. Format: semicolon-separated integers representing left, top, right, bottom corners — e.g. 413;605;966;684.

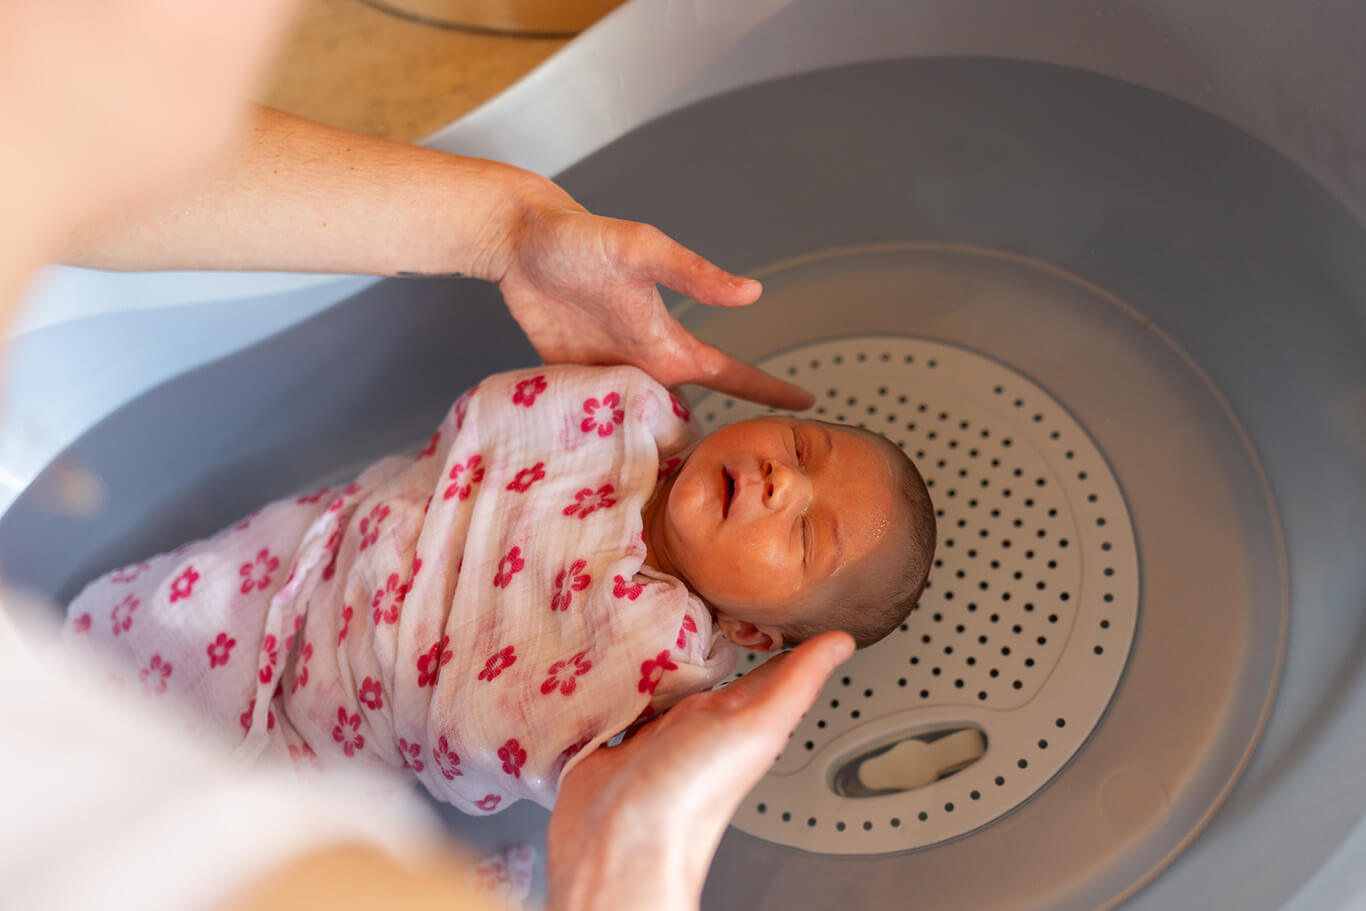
649;417;901;625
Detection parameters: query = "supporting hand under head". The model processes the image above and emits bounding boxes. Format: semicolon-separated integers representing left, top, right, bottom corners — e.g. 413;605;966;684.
546;630;855;911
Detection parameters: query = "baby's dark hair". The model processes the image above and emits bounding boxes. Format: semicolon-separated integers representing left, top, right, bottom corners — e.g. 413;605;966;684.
779;430;936;649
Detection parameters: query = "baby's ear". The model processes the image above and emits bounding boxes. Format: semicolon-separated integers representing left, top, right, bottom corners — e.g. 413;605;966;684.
715;613;784;652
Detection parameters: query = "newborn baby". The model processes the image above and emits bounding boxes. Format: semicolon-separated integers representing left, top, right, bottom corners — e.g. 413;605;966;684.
65;365;935;814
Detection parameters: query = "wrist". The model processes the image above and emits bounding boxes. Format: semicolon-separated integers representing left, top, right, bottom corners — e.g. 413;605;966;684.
474;164;583;286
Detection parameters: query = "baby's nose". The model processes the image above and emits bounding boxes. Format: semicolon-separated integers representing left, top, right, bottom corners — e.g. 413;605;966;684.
761;460;810;509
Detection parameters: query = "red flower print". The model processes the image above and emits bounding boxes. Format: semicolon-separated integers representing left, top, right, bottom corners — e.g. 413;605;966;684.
540;651;593;696
512;374;547;407
498;739;527;778
110;561;150;584
72;613;91;633
613;574;644;601
297;487;331;504
398;737;425;773
234;509;260;531
358;503;390;552
638;650;677;695
417;635;453;687
207;632;236;668
110;593;139;636
258;634;279;684
670;392;691;422
240;698;276;733
418;429;440;459
475;794;501;812
322;528;342;581
443;454;485;501
358;676;383;710
493;546;525;589
550;559;591;612
239;548;280;595
434;735;463;779
454;385;477;430
676;615;698;649
332;706;365;757
506;461;546;493
563;483;616;519
288;742;318;768
371;572;409;625
561;736;592;763
477;645;517;682
168;566;199;603
658;456;682;480
291;641;313;692
411;556;423;579
327;482;360;513
139;654;173;695
580;391;625;437
338;604;353;645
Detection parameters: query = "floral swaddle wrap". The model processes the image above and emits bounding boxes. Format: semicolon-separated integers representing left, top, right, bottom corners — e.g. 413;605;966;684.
66;365;736;813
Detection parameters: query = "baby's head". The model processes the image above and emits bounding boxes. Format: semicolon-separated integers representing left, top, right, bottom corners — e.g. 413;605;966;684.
643;417;936;651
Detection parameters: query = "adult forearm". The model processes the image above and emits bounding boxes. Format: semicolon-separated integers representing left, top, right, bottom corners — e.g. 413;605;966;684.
60;106;550;280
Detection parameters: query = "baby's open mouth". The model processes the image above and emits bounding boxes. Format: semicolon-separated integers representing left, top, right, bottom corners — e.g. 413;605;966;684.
722;468;735;519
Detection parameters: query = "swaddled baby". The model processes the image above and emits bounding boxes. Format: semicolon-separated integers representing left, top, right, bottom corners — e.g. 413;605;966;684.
65;365;935;814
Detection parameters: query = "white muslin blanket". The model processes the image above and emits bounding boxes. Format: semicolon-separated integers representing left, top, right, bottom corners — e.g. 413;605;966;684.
66;365;736;813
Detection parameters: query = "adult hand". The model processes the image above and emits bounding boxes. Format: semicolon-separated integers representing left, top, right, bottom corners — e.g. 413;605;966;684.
493;178;814;412
546;631;855;911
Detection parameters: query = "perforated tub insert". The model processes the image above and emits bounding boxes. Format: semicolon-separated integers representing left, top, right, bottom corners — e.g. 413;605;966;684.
696;337;1138;854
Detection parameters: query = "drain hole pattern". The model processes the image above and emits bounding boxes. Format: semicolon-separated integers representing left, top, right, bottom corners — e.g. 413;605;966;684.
696;337;1138;855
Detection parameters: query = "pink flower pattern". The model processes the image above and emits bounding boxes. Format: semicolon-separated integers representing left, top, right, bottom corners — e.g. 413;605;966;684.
540;651;592;696
658;456;682;480
670;392;691;422
417;635;453;687
512;374;547;407
563;483;616;519
110;561;150;584
478;645;517;682
337;604;353;645
72;613;91;633
207;632;236;668
291;641;313;692
239;548;279;595
443;454;485;501
454;385;478;430
168;565;199;603
258;634;279;684
398;737;425;773
638;650;677;695
139;654;172;695
505;461;546;493
493;546;525;588
475;794;501;812
321;528;342;581
358;503;390;552
561;737;592;764
613;574;644;601
434;735;463;779
498;739;527;779
240;698;276;733
417;430;440;459
332;706;365;757
371;572;409;625
550;559;590;612
580;391;625;437
110;593;139;636
676;615;698;650
358;676;383;710
297;487;331;504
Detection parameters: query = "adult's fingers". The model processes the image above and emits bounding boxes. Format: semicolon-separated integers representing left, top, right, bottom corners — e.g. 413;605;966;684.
688;340;816;411
627;224;763;309
723;631;855;730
